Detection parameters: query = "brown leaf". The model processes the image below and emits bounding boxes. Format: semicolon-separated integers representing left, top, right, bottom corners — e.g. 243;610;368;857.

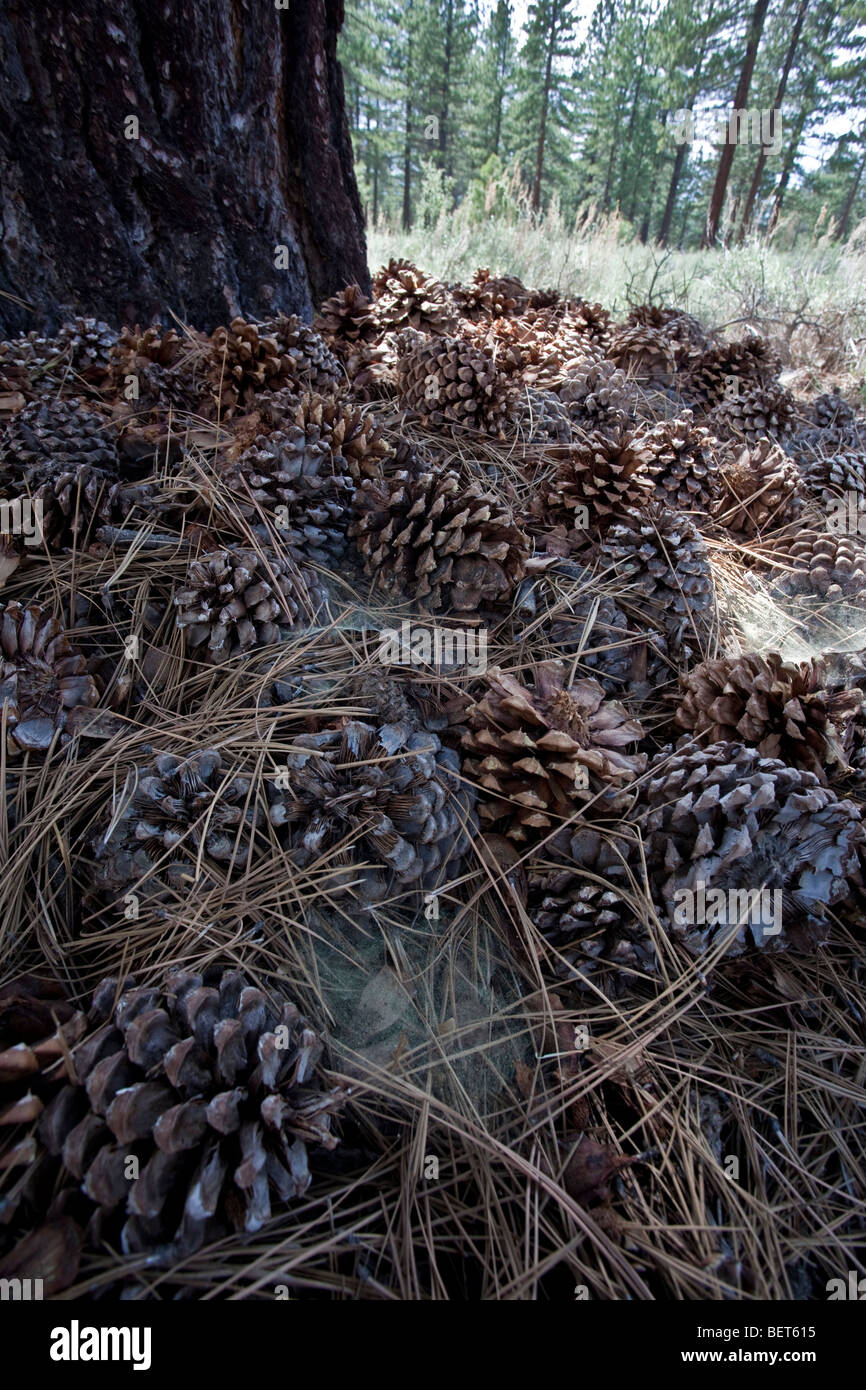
563;1135;640;1205
0;1217;82;1295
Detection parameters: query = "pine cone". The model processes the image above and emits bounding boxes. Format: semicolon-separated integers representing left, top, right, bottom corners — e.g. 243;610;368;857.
461;662;646;842
797;448;865;500
0;398;119;475
681;335;781;409
267;717;476;903
0;602;99;753
350;466;528;612
314;285;379;348
609;323;678;385
641;411;722;513
0;977;86;1292
90;749;262;897
37;966;345;1259
772;532;866;601
638;742;864;955
108;327;208;418
224;394;390;567
372;259;455;334
543;590;672;694
396;330;515;435
174;547;314;661
675;652;863;782
556;360;633;430
451;268;529;321
626;304;709;351
712;440;804;537
811;393;856;429
208;316;340;416
599;503;715;649
530;826;653;992
531;427;655;548
706;383;794;444
567;300;613;352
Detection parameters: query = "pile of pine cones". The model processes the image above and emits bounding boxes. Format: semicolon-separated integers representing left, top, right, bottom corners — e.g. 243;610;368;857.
1;262;865;1294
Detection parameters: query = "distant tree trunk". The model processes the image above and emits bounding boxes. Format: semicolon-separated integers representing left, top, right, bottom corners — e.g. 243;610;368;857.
768;104;808;230
834;144;866;242
402;22;414;230
737;0;809;242
532;14;557;212
439;0;453;176
0;0;368;335
702;0;771;248
657;7;713;247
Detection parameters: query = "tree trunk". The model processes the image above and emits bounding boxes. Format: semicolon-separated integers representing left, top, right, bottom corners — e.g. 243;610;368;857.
531;12;557;213
737;0;809;242
0;0;368;336
702;0;771;248
834;144;866;243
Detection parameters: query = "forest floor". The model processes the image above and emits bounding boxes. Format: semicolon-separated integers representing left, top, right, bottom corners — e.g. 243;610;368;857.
0;260;864;1300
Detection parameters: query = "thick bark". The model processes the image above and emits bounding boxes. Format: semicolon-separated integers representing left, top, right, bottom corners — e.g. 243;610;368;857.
657;8;713;247
0;0;368;335
702;0;771;248
737;0;809;242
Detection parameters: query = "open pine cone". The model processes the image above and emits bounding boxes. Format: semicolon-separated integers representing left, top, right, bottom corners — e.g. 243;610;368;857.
223;394;390;567
373;259;455;334
314;285;380;349
675;652;863;783
531;427;654;551
36;966;345;1260
772;532;866;601
0;601;99;753
556;360;633;430
396;330;515;435
451;268;530;321
462;662;646;842
640;411;722;513
90;748;262;899
208;316;340;416
174;547;317;662
350;465;528;612
267;717;477;904
0;398;119;476
706;383;794;445
712;439;804;537
681;335;781;409
599;503;716;653
637;742;865;956
608;323;678;385
530;826;654;993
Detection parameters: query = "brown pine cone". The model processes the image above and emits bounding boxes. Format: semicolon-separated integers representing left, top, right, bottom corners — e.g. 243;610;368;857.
706;383;794;444
267;717;477;904
811;393;856;429
462;662;646;842
608;323;679;385
36;966;345;1259
208;316;340;416
174;546;316;662
0;601;99;753
772;532;866;600
599;503;716;650
314;284;380;348
396;329;515;435
90;748;263;898
626;304;709;351
712;439;804;537
451;268;530;321
530;426;655;549
530;826;653;993
556;360;633;430
675;652;863;783
372;259;456;334
681;335;781;409
637;742;865;956
641;411;722;513
0;398;119;475
224;394;391;567
351;465;528;612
